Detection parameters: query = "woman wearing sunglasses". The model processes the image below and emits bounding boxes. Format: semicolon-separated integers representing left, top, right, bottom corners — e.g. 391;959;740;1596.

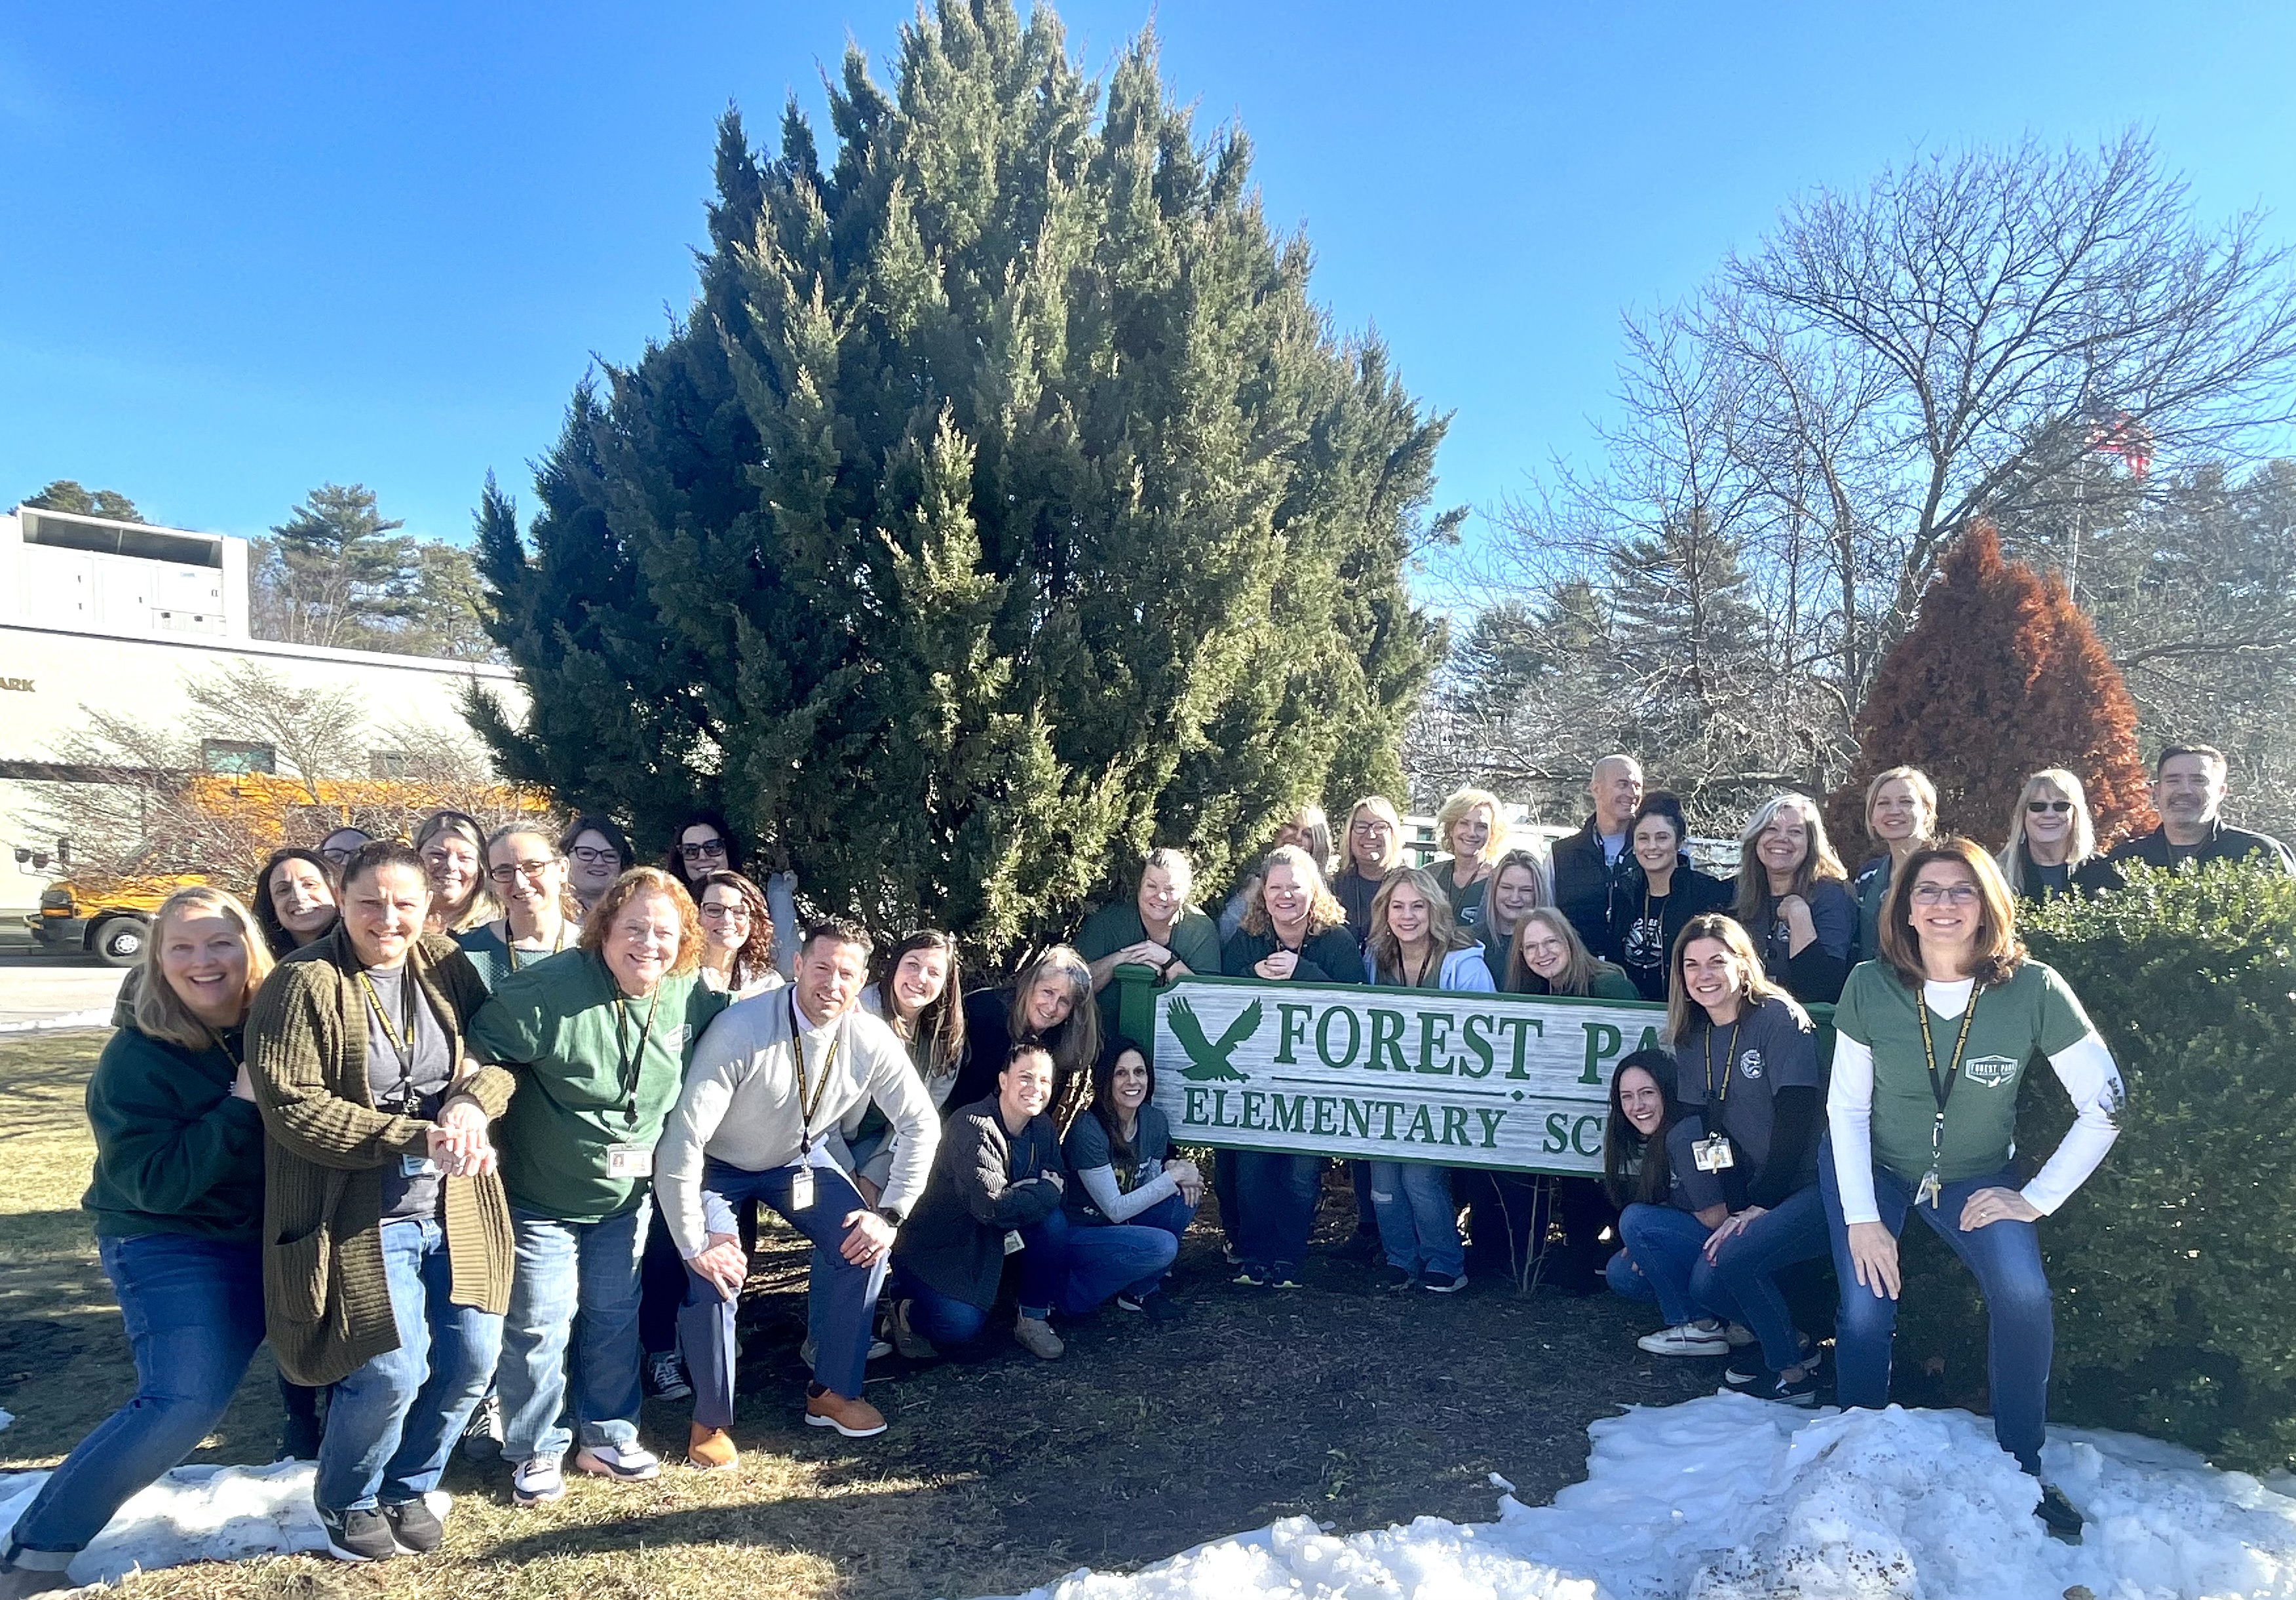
1996;771;2110;901
661;809;743;896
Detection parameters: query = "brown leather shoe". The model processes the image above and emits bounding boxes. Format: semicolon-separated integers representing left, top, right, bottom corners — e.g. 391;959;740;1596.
686;1422;738;1470
803;1384;887;1438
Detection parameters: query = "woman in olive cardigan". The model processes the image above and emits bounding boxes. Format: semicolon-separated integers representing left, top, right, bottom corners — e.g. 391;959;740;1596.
246;841;514;1565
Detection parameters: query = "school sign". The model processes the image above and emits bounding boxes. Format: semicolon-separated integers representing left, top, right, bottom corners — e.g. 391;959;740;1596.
1130;974;1667;1177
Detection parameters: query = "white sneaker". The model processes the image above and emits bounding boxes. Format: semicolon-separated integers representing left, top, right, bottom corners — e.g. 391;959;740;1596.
574;1442;660;1482
1637;1322;1731;1357
511;1453;565;1506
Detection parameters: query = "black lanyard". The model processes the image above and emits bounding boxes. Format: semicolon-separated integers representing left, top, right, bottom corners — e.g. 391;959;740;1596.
611;981;661;1128
359;967;421;1113
789;991;838;1154
1703;1016;1741;1105
1915;983;1985;1125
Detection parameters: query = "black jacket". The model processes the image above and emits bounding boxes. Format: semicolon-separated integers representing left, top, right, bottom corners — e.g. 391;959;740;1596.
892;1095;1064;1311
1552;815;1632;955
947;988;1077;1116
1221;924;1368;985
1607;860;1734;1000
2092;820;2296;888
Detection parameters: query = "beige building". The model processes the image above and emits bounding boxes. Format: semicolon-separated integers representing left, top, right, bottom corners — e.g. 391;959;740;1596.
1;502;527;921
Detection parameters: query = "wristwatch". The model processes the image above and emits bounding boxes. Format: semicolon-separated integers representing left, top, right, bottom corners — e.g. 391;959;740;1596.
873;1206;904;1228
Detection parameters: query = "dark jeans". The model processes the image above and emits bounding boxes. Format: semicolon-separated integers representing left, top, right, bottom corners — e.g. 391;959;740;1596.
1823;1152;2054;1474
1459;1171;1613;1289
1690;1183;1829;1371
318;1216;503;1515
1212;1148;1242;1253
3;1233;266;1566
891;1264;992;1346
1233;1151;1322;1273
1613;1203;1712;1327
1039;1202;1187;1312
681;1157;874;1422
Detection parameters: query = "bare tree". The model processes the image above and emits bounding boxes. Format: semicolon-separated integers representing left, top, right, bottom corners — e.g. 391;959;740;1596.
181;662;369;803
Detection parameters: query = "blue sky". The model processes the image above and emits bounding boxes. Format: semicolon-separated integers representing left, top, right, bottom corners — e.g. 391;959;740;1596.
2;1;2290;552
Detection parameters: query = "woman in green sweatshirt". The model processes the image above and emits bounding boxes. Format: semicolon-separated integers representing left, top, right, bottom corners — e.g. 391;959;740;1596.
0;889;275;1599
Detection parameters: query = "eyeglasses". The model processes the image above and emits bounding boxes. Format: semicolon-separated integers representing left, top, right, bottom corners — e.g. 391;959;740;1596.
678;839;728;860
698;904;751;923
2026;800;2073;814
1909;883;1981;905
488;860;558;884
1351;821;1392;836
320;847;356;866
569;846;621;866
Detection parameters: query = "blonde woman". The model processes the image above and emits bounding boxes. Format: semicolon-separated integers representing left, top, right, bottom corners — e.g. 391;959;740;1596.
955;945;1101;1132
1852;768;1938;959
0;890;274;1594
1430;787;1508;929
1733;793;1855;1004
456;823;583;991
1361;867;1490;1291
1501;907;1639;1000
1660;913;1826;1402
415;810;499;936
1334;796;1406;945
1998;769;2103;901
1219;807;1335;942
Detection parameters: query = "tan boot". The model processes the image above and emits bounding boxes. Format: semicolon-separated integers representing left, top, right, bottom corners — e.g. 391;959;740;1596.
804;1384;888;1438
1013;1312;1064;1360
686;1422;738;1471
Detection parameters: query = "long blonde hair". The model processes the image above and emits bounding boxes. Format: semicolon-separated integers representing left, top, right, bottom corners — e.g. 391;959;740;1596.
414;810;500;934
1998;769;2099;894
1503;906;1626;997
1433;787;1508;869
1663;912;1803;1046
1366;866;1477;982
134;887;275;1050
1240;844;1349;938
1734;793;1848;924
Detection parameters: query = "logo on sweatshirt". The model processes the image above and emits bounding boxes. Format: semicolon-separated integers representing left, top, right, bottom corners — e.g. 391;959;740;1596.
1964;1054;2019;1088
1738;1048;1764;1080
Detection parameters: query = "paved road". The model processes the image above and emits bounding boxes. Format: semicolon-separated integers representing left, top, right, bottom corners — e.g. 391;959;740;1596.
0;932;125;1030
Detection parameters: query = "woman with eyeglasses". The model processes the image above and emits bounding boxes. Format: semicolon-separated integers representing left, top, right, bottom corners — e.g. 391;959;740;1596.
456;825;583;992
414;810;498;936
1851;767;1938;961
1501;907;1640;999
1997;771;2109;901
560;815;633;914
693;871;782;998
1333;797;1405;947
661;809;741;894
318;827;373;873
1825;838;2121;1541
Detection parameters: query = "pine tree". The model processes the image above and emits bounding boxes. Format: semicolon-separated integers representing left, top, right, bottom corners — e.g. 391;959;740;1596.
252;484;418;650
24;480;143;522
470;1;1451;957
1827;520;2152;852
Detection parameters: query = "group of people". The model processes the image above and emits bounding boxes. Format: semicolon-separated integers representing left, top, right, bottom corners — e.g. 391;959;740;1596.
0;742;2281;1589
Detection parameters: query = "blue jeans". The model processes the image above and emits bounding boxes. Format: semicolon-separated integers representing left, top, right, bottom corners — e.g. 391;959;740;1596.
3;1234;266;1565
1033;1205;1185;1313
681;1156;874;1424
890;1264;991;1347
1613;1202;1712;1327
499;1202;649;1463
1689;1183;1829;1371
1824;1153;2054;1474
318;1216;504;1515
1366;1160;1463;1278
1233;1151;1321;1273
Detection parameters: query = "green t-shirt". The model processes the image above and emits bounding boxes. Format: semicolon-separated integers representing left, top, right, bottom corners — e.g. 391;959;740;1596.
1834;959;2093;1185
1075;899;1223;1040
467;951;731;1223
453;921;579;993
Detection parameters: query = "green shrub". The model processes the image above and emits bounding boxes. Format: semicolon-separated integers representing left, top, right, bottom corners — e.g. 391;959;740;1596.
1893;861;2296;1472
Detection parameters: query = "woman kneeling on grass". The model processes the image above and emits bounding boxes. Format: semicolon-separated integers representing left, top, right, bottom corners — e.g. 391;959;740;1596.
248;840;511;1565
0;890;273;1599
1825;837;2122;1544
1058;1042;1203;1321
1599;1048;1749;1359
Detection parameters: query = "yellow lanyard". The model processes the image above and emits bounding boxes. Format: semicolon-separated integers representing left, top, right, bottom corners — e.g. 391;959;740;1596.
789;992;839;1154
1913;983;1985;1194
506;918;567;972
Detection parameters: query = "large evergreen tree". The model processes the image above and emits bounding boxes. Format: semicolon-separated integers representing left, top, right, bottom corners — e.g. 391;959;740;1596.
1827;522;2152;852
471;1;1452;957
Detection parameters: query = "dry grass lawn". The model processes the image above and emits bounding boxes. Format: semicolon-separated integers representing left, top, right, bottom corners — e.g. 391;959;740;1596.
0;1031;1713;1599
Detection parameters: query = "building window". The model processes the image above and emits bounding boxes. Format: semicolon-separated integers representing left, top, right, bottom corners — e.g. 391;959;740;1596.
370;750;412;779
201;739;276;776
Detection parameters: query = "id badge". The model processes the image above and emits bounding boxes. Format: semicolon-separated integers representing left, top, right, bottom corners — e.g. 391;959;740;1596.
605;1143;653;1180
400;1153;440;1179
1693;1135;1735;1173
788;1165;815;1211
1003;1230;1025;1256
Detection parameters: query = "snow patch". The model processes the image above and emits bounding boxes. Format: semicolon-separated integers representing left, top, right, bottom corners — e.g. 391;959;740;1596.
0;1461;330;1586
991;1395;2296;1600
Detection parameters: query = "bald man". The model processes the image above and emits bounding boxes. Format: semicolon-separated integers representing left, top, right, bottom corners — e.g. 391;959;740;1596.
1550;754;1645;953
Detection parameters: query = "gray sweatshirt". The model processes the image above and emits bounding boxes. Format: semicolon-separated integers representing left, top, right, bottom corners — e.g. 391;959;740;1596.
653;987;940;1255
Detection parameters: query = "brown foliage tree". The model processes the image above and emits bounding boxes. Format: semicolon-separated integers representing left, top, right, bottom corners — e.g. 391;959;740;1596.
1827;521;2154;859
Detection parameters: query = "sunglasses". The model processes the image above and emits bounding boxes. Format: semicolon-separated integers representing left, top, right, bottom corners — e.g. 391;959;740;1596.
2026;800;2073;814
678;839;729;860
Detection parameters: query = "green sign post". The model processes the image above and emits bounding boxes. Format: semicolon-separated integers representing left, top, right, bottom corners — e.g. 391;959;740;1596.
1116;969;1668;1177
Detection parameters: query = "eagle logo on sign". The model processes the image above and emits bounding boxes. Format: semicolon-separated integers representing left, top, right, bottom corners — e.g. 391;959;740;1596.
1166;997;1261;1082
1964;1054;2019;1088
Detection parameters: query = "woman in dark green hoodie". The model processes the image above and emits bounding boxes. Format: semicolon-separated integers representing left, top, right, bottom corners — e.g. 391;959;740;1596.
0;888;274;1598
